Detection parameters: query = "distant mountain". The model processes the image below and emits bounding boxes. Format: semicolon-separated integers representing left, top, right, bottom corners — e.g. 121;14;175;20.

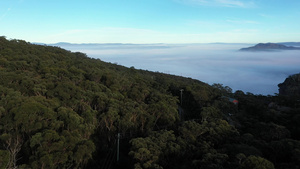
278;42;300;47
46;42;175;50
239;43;300;51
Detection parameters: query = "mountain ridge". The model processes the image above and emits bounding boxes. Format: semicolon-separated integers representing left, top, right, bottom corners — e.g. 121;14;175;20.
239;43;300;51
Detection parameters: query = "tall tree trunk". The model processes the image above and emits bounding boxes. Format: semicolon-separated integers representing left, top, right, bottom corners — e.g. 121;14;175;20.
5;134;23;169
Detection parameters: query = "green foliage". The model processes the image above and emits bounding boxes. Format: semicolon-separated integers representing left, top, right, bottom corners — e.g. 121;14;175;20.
0;150;9;169
192;151;229;169
200;106;222;122
212;83;233;96
129;130;180;169
0;37;299;169
241;155;275;169
178;121;207;144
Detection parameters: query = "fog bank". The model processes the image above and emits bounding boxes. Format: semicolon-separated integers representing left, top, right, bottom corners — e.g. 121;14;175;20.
55;43;300;95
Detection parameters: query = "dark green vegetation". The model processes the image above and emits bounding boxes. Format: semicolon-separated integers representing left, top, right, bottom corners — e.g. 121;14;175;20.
278;74;300;97
0;37;299;169
239;43;300;51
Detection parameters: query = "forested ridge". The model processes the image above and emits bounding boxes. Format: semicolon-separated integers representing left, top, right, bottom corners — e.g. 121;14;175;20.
0;37;299;169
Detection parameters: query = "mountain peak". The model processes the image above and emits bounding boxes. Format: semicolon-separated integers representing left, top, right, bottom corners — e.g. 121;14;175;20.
240;43;300;51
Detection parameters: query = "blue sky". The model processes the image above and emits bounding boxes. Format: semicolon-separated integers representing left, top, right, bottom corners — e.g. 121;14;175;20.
1;0;300;43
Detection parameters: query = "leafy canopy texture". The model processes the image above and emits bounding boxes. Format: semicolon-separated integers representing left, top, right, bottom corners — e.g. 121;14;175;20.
0;37;299;169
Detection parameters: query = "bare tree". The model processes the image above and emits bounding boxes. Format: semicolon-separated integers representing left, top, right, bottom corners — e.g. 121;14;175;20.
5;133;23;169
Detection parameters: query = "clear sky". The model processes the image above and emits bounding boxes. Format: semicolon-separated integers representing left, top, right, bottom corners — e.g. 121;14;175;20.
1;0;300;43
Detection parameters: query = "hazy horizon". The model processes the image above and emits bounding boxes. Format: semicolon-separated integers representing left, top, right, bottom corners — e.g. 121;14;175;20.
2;0;300;94
53;43;300;95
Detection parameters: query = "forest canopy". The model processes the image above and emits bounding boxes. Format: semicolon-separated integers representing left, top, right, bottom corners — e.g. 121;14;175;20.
0;37;299;169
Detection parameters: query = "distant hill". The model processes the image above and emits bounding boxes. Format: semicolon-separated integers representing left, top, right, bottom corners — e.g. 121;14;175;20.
239;43;300;51
46;42;174;50
279;42;300;47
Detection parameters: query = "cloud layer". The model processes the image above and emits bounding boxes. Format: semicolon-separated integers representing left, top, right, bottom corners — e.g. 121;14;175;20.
55;43;300;95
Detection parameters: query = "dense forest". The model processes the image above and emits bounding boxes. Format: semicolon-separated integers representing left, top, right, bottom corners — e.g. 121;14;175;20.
0;37;299;169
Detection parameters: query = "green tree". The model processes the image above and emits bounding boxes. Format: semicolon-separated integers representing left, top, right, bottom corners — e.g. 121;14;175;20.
0;87;25;168
129;130;180;169
200;106;222;122
240;155;275;169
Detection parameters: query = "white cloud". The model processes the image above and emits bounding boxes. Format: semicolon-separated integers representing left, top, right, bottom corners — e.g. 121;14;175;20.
259;13;274;18
0;0;23;21
27;25;300;44
38;27;169;44
175;0;255;8
0;8;11;21
226;19;259;24
216;0;250;7
42;27;231;43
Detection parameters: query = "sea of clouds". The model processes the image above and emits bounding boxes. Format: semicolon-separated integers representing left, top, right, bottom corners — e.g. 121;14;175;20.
54;43;300;95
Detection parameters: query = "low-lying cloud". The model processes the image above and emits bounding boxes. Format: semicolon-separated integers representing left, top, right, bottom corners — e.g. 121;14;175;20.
56;43;300;95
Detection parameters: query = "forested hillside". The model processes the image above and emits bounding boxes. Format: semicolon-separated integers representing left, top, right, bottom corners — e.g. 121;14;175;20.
0;37;299;169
